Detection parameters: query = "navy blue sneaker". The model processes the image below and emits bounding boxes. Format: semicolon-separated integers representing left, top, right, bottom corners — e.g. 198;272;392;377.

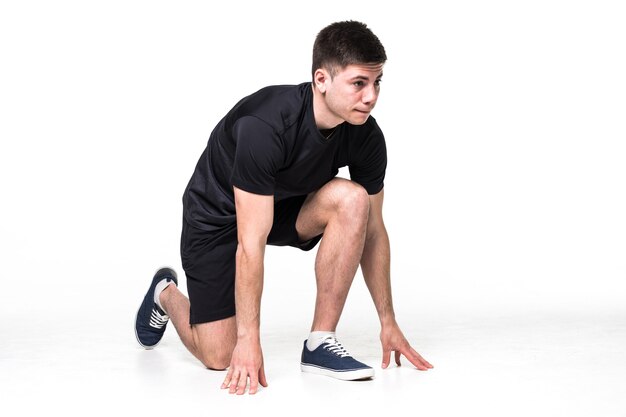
301;336;374;380
134;267;178;349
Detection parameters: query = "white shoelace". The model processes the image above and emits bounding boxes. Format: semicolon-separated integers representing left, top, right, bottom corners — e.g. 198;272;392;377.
149;307;169;329
323;336;351;358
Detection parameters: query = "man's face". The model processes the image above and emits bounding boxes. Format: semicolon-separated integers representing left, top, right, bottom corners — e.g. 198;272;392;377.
323;63;384;125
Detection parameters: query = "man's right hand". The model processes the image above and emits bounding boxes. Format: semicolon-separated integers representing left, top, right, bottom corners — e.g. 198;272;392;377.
221;337;268;395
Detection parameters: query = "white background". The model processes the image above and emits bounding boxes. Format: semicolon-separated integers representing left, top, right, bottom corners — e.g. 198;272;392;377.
1;1;625;415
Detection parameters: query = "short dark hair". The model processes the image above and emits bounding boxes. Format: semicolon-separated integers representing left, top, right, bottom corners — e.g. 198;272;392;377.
312;21;387;79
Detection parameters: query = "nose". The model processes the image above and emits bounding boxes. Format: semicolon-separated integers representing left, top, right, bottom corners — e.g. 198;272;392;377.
362;84;379;105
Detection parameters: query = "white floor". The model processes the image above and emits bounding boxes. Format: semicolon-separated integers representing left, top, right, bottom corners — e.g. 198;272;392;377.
2;1;625;415
2;306;624;416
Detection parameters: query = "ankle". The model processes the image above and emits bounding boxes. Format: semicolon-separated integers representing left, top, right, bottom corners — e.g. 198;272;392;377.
158;282;176;313
306;330;336;351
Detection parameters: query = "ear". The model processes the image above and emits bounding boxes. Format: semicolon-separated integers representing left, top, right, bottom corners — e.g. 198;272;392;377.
313;68;330;94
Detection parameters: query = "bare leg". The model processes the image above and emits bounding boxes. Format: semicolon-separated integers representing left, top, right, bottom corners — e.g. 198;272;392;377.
160;285;236;370
296;178;370;332
160;178;368;367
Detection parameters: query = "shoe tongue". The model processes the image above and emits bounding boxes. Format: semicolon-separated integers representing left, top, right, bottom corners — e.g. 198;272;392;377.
323;335;338;344
154;304;167;316
323;337;351;357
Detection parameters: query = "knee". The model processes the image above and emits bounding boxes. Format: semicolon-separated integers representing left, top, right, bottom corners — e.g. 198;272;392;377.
191;318;236;371
334;180;370;222
199;349;231;371
195;339;232;370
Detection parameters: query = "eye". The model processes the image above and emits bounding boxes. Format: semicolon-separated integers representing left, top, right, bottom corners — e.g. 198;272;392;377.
353;81;364;87
375;79;382;86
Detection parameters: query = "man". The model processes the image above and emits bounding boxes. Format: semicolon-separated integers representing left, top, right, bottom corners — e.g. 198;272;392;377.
134;20;433;395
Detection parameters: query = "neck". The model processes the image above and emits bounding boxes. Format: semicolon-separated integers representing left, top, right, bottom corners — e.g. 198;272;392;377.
311;83;343;130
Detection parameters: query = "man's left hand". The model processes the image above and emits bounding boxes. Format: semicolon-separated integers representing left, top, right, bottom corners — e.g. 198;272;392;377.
380;322;433;370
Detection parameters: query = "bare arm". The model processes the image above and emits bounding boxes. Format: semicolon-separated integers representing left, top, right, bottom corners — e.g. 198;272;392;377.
360;189;394;324
361;189;433;371
234;186;273;344
221;186;273;395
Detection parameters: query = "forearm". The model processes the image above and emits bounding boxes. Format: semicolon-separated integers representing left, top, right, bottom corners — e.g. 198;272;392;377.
361;228;396;326
234;242;265;340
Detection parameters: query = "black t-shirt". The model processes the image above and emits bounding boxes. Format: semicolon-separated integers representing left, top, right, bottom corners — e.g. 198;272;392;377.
183;82;387;231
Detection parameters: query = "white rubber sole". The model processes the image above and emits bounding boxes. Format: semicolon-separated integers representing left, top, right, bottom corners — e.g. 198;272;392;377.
301;363;375;381
134;308;159;350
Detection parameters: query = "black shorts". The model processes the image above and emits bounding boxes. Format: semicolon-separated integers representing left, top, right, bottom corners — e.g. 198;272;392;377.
180;195;322;324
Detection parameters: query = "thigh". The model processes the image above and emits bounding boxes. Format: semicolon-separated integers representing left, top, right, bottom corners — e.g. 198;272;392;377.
296;177;365;241
181;218;238;325
267;194;322;251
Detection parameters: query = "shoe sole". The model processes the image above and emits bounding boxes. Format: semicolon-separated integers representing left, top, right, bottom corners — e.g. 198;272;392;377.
134;308;159;350
301;363;374;381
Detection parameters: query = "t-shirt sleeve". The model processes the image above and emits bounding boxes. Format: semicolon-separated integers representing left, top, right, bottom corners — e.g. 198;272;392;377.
230;116;283;195
348;125;387;195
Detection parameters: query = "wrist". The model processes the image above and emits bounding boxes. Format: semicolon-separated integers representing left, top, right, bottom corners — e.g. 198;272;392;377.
237;326;261;341
379;314;397;328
